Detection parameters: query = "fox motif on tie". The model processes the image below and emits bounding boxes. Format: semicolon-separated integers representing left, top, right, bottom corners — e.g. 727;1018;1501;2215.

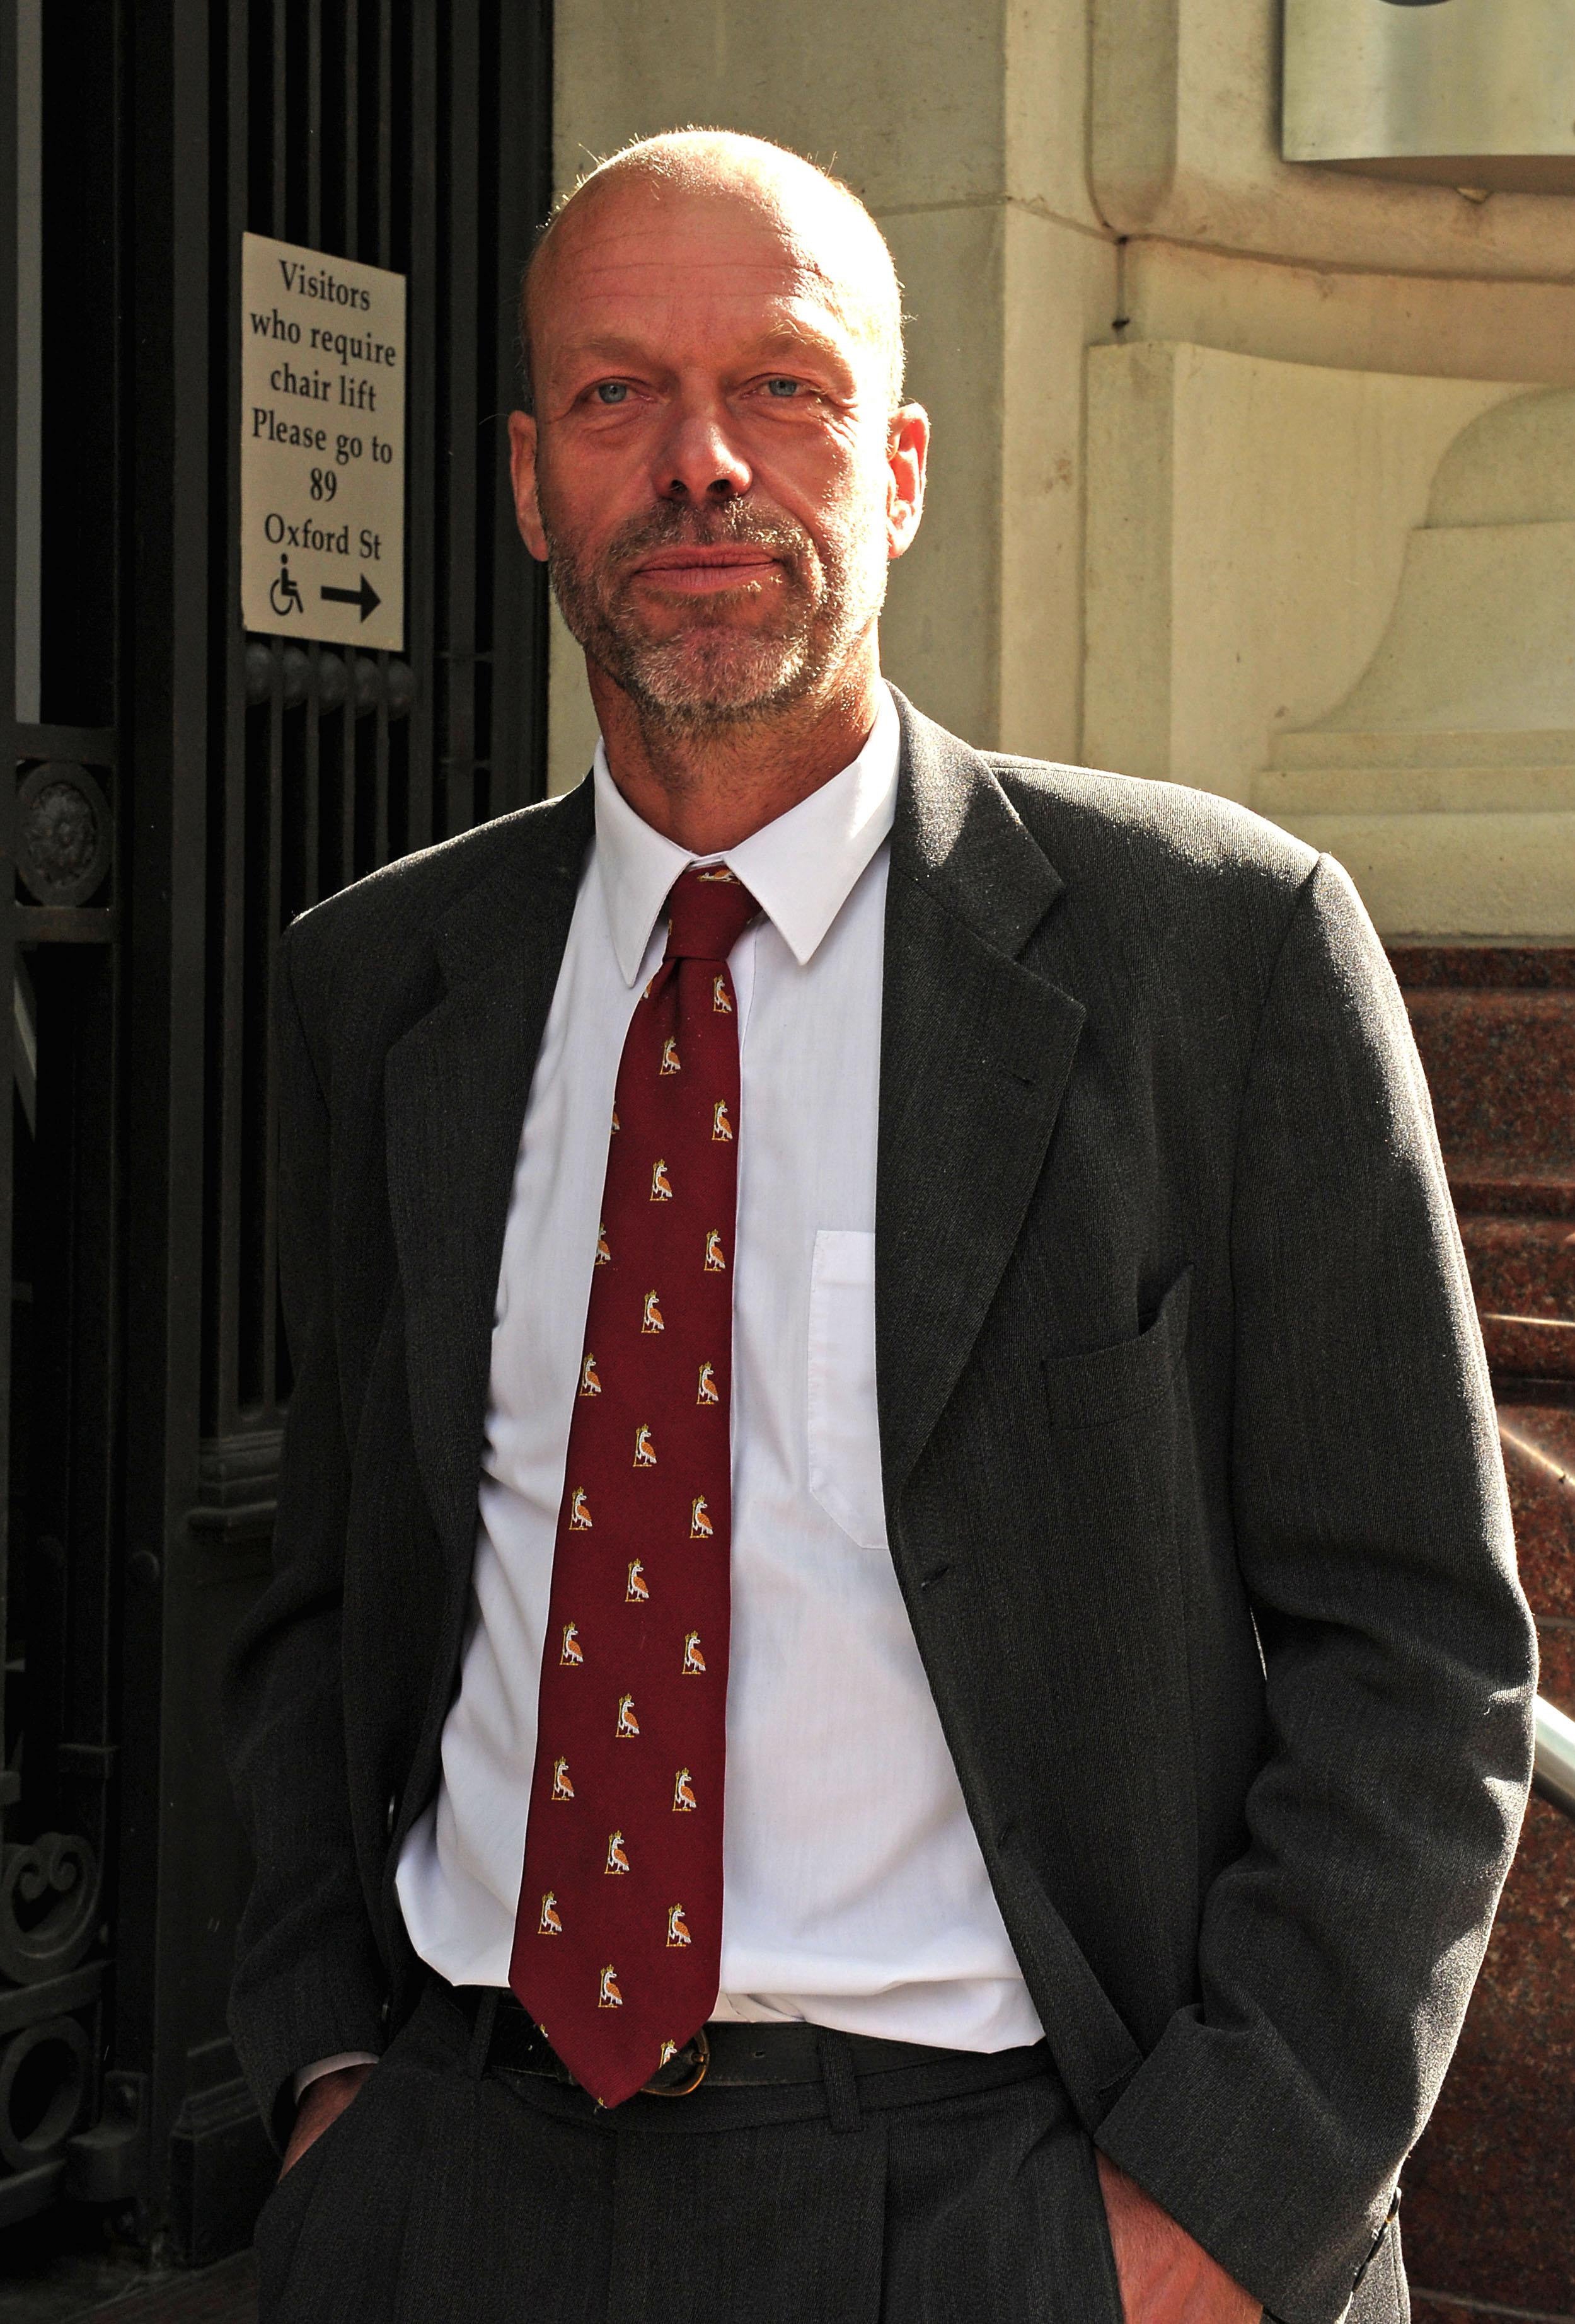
512;864;758;2106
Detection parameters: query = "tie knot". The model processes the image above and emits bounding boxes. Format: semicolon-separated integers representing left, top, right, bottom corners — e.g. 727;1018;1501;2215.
663;865;759;962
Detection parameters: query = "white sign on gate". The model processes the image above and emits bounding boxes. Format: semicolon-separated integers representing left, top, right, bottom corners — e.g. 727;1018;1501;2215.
239;233;406;653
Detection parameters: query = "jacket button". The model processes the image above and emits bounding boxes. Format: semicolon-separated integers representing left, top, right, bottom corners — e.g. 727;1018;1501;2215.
386;1792;398;1836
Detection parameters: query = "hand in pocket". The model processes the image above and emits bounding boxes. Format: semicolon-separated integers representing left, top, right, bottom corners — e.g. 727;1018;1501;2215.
1096;2154;1262;2323
280;2061;373;2178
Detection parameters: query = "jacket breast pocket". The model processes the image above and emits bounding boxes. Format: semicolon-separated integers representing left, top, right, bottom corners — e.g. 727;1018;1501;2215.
1043;1268;1192;1435
807;1228;889;1550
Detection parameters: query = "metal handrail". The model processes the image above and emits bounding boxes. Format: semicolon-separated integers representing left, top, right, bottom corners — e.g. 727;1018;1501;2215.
1533;1696;1575;1821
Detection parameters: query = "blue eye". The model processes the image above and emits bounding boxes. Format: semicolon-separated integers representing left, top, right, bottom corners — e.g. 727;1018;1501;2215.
764;378;800;398
595;381;630;405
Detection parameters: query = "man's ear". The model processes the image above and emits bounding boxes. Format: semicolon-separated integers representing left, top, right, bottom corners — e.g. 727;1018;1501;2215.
509;411;548;562
886;403;929;560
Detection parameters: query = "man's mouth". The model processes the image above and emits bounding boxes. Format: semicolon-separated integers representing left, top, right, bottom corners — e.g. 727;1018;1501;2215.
630;546;785;595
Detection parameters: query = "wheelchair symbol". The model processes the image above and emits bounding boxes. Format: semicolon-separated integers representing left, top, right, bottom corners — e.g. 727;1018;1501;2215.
269;555;304;619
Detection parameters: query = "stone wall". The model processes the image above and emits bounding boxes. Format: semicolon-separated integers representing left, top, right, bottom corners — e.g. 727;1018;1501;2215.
545;0;1575;939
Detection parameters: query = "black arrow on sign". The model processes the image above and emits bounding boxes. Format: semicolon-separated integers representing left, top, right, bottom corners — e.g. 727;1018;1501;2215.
320;573;382;621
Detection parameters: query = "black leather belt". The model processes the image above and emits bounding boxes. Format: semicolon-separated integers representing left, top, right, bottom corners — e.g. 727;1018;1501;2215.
452;1984;1049;2106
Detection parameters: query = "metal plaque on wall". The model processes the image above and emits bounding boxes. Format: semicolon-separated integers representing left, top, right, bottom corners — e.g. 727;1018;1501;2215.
1283;0;1575;194
239;232;406;651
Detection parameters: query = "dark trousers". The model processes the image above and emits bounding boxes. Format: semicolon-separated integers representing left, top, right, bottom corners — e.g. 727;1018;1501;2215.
255;1981;1127;2323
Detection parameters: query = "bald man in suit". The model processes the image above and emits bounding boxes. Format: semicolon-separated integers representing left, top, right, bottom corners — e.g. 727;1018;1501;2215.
226;131;1536;2324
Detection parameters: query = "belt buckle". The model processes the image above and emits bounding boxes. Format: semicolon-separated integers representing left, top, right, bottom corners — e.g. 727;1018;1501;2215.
642;2027;710;2097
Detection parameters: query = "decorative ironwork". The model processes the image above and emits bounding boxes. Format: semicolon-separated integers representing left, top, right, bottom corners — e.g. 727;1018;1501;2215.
0;2015;90;2176
0;1836;101;1986
0;0;548;2257
241;640;416;718
189;1432;285;1544
13;764;112;906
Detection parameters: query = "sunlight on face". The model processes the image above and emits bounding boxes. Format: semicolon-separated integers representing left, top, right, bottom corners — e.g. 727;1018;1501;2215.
528;176;903;732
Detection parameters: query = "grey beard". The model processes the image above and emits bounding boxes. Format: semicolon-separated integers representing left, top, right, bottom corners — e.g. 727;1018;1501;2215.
544;499;887;734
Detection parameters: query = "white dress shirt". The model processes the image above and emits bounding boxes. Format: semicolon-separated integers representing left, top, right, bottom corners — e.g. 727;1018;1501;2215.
394;685;1043;2053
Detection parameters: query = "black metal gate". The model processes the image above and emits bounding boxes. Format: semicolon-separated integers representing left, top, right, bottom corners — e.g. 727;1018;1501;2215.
1;0;550;2260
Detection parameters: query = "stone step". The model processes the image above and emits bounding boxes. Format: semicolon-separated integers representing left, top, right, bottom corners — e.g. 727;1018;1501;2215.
1484;1315;1575;1379
1499;1403;1575;1626
1402;988;1575;1170
1391;948;1575;1178
1449;1166;1575;1221
1459;1216;1575;1324
1390;943;1575;993
1387;943;1575;2321
1413;2299;1575;2322
1391;948;1575;1384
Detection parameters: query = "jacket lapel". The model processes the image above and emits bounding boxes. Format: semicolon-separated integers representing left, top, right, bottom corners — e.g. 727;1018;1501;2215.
384;708;1079;1556
877;699;1085;1497
384;783;594;1564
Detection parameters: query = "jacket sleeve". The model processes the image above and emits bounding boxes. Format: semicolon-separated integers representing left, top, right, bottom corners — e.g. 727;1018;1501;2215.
222;927;388;2149
1093;854;1537;2324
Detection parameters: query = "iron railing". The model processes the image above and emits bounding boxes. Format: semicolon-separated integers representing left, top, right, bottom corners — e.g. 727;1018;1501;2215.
3;0;550;2253
1533;1694;1575;1820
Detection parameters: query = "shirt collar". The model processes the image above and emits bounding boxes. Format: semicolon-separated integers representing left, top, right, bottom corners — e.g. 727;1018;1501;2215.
592;684;901;987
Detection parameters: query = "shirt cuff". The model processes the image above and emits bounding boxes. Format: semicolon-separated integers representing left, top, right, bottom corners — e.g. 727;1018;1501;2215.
293;2050;379;2103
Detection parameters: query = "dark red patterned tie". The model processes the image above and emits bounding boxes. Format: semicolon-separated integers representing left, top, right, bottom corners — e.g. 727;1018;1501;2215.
511;865;758;2106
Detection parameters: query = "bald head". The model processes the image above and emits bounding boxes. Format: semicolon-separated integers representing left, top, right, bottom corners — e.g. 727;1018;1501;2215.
520;129;905;412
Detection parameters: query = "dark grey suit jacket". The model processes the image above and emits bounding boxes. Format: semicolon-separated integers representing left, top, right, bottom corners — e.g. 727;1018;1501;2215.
225;693;1535;2324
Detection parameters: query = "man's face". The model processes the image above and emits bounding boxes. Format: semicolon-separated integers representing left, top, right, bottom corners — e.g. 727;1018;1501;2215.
510;177;925;731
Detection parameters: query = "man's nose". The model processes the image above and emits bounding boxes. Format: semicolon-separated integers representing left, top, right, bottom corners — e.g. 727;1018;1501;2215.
653;405;752;504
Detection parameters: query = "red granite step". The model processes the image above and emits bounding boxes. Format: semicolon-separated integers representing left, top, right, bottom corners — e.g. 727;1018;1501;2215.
1414;2282;1575;2318
1484;1316;1575;1379
1460;1216;1575;1335
1393;949;1575;1387
1400;1782;1575;2322
1463;1211;1575;1378
1450;1168;1575;1221
1392;946;1575;1182
1500;1405;1575;1621
1388;945;1575;2321
1402;989;1575;1171
1403;1407;1575;2320
1390;946;1575;992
